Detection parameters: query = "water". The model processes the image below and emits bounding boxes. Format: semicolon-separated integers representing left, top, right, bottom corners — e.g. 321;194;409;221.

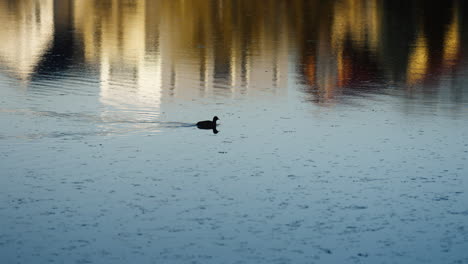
1;1;468;263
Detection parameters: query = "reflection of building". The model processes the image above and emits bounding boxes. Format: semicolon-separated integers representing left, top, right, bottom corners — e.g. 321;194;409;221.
72;0;291;110
0;0;54;81
0;0;466;107
73;0;161;110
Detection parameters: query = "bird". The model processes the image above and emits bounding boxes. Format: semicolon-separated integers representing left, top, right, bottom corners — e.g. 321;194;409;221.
197;116;219;130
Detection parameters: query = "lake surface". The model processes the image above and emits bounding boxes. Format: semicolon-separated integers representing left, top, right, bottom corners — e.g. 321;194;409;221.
1;1;468;263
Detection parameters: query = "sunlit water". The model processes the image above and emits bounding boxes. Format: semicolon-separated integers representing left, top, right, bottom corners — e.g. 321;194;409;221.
1;1;468;263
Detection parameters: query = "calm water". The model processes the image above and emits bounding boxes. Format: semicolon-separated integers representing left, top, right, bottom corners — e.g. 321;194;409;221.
1;1;468;263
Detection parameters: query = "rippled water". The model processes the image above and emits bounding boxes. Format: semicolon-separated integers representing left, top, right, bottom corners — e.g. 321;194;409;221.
1;1;468;263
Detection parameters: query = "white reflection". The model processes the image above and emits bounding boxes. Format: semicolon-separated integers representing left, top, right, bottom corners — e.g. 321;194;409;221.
74;0;162;112
72;0;292;108
0;0;54;81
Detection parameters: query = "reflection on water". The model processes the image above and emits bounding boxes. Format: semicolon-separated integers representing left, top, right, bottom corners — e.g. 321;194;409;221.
1;2;468;263
72;0;291;111
0;0;54;81
0;0;466;108
0;107;200;139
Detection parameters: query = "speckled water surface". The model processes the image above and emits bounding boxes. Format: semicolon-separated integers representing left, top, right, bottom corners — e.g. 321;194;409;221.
1;1;468;263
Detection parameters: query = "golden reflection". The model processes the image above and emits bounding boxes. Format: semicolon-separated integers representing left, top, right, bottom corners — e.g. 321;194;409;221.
0;0;466;104
331;0;381;52
442;8;460;68
72;0;292;105
0;0;54;81
406;30;429;86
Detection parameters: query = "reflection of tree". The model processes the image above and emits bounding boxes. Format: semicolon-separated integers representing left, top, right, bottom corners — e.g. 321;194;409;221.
0;0;466;105
299;0;383;103
298;0;465;104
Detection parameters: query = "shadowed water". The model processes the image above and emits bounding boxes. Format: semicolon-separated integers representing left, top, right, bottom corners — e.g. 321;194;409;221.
0;1;468;263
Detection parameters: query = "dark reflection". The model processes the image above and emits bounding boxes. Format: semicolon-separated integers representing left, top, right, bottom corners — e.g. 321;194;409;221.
197;116;219;134
298;0;467;105
0;0;467;107
34;1;78;76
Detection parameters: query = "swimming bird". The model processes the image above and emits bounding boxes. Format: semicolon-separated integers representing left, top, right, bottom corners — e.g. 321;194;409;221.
197;116;219;130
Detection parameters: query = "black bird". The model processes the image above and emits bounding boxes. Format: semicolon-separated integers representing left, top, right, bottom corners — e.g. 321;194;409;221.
197;116;219;129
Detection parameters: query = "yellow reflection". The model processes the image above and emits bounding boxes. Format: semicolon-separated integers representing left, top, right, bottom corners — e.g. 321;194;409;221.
1;0;465;105
0;0;54;81
442;9;460;68
406;31;428;85
332;0;380;51
72;0;292;105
